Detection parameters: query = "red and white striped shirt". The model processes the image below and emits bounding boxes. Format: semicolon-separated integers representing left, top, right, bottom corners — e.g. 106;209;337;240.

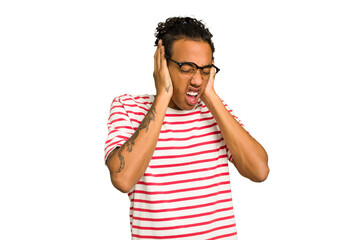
105;94;244;239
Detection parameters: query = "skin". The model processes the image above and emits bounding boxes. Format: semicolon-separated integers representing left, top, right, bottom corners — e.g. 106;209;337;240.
106;38;269;193
166;38;213;110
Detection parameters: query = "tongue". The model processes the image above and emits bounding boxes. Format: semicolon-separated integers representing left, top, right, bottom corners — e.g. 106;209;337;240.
186;93;198;105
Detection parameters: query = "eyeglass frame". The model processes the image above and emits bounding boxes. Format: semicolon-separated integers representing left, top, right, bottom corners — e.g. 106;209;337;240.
166;58;220;78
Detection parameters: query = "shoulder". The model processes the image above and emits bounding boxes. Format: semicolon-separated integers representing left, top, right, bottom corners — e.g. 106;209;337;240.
112;94;154;105
219;97;244;127
200;98;230;113
111;94;154;117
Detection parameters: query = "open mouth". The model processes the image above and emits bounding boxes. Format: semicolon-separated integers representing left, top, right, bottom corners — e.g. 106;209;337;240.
186;90;200;106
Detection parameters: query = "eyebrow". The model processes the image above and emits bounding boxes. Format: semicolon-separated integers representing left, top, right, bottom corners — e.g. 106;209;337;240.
177;60;213;67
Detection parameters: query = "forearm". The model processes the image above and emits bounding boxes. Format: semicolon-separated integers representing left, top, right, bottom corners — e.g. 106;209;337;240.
106;94;170;192
202;92;269;182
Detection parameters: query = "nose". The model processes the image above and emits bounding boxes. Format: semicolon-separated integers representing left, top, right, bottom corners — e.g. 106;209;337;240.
190;69;203;87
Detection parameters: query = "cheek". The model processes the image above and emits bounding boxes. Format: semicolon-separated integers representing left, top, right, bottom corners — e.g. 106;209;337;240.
203;78;209;85
173;84;186;100
200;78;209;92
170;75;187;95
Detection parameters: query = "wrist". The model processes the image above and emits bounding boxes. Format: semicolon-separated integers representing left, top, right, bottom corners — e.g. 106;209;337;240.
154;92;172;106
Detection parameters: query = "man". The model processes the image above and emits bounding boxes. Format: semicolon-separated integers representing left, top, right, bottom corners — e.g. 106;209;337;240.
104;16;269;239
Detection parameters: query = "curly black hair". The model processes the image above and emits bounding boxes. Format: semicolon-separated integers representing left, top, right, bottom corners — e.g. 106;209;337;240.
154;16;215;59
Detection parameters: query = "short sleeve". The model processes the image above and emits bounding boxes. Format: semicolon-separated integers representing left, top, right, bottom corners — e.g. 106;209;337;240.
104;97;135;163
222;101;247;163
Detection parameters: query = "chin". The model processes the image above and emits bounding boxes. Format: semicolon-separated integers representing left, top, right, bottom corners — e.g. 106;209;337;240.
183;102;198;110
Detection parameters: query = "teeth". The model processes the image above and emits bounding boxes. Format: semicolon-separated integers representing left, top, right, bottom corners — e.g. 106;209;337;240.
187;91;198;96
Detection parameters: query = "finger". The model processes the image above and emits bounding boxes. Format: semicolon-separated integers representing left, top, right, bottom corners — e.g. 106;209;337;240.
154;42;159;71
154;40;160;58
157;40;163;70
155;40;162;69
210;62;216;80
160;45;167;69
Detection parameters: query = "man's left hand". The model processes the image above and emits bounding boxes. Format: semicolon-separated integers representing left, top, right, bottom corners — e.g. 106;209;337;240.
201;60;217;101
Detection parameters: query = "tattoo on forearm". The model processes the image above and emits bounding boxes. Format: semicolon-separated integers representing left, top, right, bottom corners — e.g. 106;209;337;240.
166;78;171;93
116;105;157;173
138;105;157;133
117;147;125;173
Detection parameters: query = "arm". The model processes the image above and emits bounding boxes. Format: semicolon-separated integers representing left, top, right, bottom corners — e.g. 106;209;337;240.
201;67;269;182
106;40;172;193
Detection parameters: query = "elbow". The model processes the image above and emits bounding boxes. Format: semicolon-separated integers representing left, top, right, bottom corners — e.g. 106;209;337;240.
252;151;269;182
110;174;134;193
252;165;270;182
114;183;133;194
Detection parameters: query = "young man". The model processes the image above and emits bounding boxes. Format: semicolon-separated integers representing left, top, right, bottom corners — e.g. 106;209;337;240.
104;17;269;239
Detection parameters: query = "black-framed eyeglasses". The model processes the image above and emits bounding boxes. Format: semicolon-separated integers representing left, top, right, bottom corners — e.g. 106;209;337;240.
167;58;220;80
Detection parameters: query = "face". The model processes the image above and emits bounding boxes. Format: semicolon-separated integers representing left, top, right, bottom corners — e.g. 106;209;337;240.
167;38;213;110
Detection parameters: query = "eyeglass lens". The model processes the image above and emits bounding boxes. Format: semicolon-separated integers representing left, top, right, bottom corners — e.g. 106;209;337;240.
180;63;212;79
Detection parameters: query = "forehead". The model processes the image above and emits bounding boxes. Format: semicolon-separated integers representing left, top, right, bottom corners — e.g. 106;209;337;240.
171;39;212;65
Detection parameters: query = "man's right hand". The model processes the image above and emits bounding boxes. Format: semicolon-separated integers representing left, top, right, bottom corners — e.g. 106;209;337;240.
106;40;174;193
153;40;173;98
